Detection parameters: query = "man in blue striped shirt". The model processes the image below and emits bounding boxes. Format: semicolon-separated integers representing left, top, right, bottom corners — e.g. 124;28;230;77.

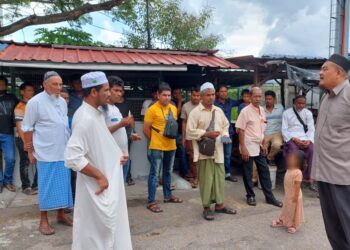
263;90;284;166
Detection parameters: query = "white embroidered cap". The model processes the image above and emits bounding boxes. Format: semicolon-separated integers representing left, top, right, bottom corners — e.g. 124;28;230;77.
200;82;215;92
81;71;108;89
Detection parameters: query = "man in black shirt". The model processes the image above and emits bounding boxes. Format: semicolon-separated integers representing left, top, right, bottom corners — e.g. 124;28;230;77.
0;76;18;193
112;76;141;185
172;88;189;180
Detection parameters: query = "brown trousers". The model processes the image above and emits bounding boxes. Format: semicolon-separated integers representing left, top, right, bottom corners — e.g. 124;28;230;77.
185;140;198;179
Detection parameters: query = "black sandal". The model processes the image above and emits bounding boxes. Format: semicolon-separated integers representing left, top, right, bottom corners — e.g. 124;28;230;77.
215;206;237;215
203;209;215;221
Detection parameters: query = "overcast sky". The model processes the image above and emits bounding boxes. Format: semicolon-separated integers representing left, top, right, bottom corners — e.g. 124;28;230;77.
5;0;335;57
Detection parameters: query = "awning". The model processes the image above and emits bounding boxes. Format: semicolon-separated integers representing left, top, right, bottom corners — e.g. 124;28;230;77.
0;41;239;71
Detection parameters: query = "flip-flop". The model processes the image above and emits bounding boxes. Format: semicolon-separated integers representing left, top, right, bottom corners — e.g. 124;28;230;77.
39;225;55;235
215;206;237;215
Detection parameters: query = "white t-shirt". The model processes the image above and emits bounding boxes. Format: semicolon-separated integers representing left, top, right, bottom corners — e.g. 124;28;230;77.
141;99;153;116
103;104;128;155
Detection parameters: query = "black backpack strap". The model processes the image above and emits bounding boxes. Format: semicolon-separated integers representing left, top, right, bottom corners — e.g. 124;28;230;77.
292;107;308;133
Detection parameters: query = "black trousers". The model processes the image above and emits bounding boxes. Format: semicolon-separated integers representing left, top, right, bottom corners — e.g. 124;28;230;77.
241;152;275;202
15;137;37;189
318;181;350;250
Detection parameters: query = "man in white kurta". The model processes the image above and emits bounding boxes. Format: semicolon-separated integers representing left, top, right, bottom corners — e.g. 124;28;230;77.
64;71;132;250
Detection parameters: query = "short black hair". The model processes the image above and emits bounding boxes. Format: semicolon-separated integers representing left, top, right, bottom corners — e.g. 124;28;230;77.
19;82;34;91
265;90;276;98
0;76;8;85
217;84;228;92
292;150;306;172
158;82;171;94
241;89;250;96
151;86;158;94
82;85;104;97
293;95;306;103
191;86;200;93
70;74;81;82
61;87;69;94
108;75;124;89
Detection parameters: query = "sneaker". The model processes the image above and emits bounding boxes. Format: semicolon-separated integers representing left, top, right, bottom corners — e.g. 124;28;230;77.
225;175;238;182
22;187;32;195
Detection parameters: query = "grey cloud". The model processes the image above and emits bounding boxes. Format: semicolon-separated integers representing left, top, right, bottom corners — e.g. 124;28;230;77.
183;0;331;57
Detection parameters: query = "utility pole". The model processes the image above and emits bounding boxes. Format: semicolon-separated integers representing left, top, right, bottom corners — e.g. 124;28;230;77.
146;0;151;49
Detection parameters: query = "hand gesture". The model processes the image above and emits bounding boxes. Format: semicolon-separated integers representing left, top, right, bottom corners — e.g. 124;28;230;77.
120;154;129;165
130;133;142;141
261;145;268;156
204;131;220;139
120;116;133;127
95;174;109;195
28;152;37;165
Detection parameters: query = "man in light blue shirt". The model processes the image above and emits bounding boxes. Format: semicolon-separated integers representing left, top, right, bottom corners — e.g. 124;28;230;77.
263;90;284;166
22;71;73;235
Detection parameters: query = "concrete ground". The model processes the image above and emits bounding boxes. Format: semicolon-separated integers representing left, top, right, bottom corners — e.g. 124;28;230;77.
0;176;331;250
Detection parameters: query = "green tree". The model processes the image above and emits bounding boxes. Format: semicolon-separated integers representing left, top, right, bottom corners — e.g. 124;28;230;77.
34;27;107;46
113;0;220;50
0;0;125;37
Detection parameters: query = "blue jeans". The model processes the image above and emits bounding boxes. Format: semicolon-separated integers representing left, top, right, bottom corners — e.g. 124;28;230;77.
148;150;175;203
123;159;130;183
223;141;233;176
0;133;15;185
175;134;189;177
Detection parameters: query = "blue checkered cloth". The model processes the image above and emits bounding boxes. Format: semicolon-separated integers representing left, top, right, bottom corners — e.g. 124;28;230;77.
37;161;73;211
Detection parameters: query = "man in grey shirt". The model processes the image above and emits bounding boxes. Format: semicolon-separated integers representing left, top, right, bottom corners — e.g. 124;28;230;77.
312;54;350;250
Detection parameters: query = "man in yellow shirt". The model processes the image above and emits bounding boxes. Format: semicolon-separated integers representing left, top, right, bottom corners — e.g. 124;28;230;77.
143;83;183;213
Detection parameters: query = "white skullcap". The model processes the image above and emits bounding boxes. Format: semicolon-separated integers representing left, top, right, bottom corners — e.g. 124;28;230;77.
81;71;108;89
200;82;215;92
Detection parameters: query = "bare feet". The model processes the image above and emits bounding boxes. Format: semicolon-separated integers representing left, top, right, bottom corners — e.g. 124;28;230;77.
57;214;73;227
39;223;55;235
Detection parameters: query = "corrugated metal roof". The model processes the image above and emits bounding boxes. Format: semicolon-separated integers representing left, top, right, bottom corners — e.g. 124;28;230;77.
0;41;238;69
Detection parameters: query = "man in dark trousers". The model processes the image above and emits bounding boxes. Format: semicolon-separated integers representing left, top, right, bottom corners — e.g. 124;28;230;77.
113;76;141;185
312;54;350;250
0;76;18;193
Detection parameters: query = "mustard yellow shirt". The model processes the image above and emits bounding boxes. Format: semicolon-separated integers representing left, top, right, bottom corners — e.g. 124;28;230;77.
144;101;177;151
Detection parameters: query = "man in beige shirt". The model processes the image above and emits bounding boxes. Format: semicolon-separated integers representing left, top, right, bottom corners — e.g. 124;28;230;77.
311;54;350;250
187;82;236;221
236;87;281;207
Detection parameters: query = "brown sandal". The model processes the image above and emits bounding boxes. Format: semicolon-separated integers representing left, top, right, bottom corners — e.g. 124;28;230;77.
147;202;163;213
163;196;183;203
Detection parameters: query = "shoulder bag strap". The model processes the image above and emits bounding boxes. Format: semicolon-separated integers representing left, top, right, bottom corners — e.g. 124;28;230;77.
207;110;216;131
292;106;308;133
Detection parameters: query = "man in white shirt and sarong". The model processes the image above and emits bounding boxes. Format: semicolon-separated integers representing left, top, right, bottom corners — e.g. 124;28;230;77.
64;72;132;250
282;95;315;187
22;71;73;235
